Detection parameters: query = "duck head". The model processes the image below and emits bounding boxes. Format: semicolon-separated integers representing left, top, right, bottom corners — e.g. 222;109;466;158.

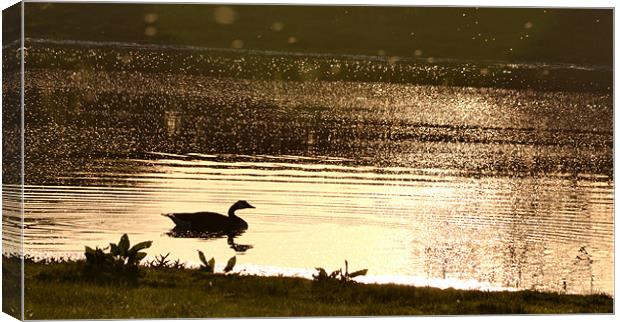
233;200;255;210
228;200;255;218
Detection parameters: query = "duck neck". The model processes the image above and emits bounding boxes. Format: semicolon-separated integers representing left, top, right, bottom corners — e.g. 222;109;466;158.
228;205;240;218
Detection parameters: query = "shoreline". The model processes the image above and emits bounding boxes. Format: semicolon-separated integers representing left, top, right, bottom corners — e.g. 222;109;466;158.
3;256;613;318
13;252;521;293
16;252;611;296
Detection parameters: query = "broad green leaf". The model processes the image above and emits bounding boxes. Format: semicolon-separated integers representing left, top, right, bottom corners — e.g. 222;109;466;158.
85;246;95;254
118;234;130;256
134;252;147;262
223;256;236;273
348;269;368;278
209;257;215;273
208;258;215;270
128;241;152;258
129;241;152;253
198;250;208;266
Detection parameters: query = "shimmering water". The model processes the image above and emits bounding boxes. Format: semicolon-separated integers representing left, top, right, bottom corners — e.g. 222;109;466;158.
2;39;613;295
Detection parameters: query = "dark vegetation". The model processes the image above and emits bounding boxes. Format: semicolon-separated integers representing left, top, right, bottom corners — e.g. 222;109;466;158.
146;253;186;270
313;260;368;283
2;255;22;319
197;250;236;274
4;234;613;318
20;257;614;318
83;233;152;283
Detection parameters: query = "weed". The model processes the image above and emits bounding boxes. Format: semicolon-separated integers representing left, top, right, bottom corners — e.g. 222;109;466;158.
148;253;171;269
197;250;236;274
313;260;367;284
171;259;186;269
84;233;152;283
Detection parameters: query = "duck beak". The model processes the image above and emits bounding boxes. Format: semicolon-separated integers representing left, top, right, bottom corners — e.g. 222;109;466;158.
247;204;256;209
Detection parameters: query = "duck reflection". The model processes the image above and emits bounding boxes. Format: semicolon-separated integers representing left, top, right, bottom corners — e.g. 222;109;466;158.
165;228;253;253
227;234;253;252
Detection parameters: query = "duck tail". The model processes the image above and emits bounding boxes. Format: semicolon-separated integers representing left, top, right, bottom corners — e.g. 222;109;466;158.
162;213;191;229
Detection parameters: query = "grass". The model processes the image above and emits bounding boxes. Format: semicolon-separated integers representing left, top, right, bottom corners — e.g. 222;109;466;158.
14;258;614;319
2;256;22;320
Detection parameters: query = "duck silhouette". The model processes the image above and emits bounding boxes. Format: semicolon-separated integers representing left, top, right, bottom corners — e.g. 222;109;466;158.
163;200;255;233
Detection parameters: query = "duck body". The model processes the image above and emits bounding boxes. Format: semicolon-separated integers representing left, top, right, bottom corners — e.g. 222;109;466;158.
165;211;248;231
163;200;254;233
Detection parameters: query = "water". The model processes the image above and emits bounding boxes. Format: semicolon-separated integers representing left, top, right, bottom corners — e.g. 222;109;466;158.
3;39;613;295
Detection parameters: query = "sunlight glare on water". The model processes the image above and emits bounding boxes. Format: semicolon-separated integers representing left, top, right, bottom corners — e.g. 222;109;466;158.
17;154;613;295
3;38;613;296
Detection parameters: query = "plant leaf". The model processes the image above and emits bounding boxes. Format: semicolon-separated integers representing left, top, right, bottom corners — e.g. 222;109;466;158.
109;243;119;256
84;246;95;262
197;250;208;266
129;241;152;253
315;268;327;278
348;269;368;278
128;241;152;257
118;234;130;256
208;258;215;270
224;256;236;273
329;269;341;279
134;252;147;262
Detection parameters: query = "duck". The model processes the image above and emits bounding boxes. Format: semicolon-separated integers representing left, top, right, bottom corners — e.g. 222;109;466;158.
162;200;255;232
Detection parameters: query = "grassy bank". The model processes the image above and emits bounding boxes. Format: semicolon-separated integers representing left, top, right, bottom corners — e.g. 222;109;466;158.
18;259;613;319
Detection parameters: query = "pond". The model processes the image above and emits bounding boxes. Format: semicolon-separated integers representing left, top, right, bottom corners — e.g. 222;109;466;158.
2;38;613;296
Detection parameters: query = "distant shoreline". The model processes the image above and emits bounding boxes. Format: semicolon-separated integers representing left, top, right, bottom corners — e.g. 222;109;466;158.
15;37;612;93
20;4;613;66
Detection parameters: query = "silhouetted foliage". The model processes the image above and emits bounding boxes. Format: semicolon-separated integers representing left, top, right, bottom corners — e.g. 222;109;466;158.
197;250;236;274
83;233;152;283
145;253;187;270
313;260;367;284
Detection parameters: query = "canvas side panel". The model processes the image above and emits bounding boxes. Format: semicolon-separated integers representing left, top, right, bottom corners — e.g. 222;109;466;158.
2;2;24;320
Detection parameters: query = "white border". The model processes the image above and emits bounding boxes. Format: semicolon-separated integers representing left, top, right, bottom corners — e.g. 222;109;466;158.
0;1;617;322
13;0;619;8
